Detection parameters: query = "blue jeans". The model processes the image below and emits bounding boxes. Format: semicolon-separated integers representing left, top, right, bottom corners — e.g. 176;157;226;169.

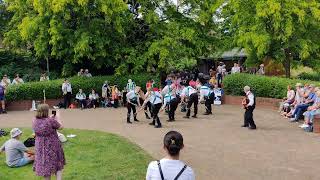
293;104;310;120
14;157;32;167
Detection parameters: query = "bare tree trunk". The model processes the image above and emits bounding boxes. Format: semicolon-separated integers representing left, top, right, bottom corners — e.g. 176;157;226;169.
284;49;291;78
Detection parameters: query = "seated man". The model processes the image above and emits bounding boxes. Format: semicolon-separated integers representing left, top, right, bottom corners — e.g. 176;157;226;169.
300;90;320;129
75;89;86;109
89;89;99;109
0;128;34;168
290;85;317;122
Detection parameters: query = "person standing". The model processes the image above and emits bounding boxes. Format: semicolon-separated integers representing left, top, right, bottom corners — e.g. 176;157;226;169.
216;62;224;87
11;74;24;85
144;87;153;119
142;88;163;128
181;83;198;118
40;72;49;81
162;88;178;122
126;79;136;92
62;79;72;109
257;64;265;75
126;86;141;123
200;83;213;115
0;84;7;114
1;74;11;88
242;86;257;130
32;104;65;180
146;131;195;180
0;128;35;168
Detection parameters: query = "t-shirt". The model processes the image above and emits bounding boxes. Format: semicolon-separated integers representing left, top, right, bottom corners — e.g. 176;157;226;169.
181;86;197;97
126;90;138;101
146;159;195;180
0;139;28;167
0;85;5;96
149;91;162;105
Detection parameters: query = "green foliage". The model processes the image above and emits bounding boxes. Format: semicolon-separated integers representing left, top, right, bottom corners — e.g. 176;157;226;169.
5;73;158;101
297;72;320;82
222;0;320;74
0;128;152;179
223;74;320;99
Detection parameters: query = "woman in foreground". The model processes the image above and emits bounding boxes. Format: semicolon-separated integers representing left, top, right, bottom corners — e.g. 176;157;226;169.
146;131;195;180
32;104;65;180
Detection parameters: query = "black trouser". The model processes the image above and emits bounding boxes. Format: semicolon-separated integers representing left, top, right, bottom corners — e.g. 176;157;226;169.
168;98;178;120
64;92;72;109
127;100;138;122
78;99;86;108
244;106;256;128
186;93;198;117
151;103;162;126
217;73;223;87
204;96;212;113
144;101;152;118
113;99;119;108
90;99;98;108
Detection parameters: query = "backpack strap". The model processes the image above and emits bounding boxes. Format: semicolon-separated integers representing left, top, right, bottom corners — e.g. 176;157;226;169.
174;165;188;180
157;160;165;180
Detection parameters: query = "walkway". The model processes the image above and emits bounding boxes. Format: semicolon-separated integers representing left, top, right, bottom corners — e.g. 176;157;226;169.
1;105;320;180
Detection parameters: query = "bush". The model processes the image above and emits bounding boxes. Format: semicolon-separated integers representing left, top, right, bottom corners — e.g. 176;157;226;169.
223;74;320;99
5;74;158;102
297;72;320;81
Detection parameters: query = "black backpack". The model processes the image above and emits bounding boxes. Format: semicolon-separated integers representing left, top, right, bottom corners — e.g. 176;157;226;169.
0;129;8;137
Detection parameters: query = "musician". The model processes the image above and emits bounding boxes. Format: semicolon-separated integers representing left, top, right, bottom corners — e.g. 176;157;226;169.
141;88;163;128
126;86;141;124
181;83;198;118
242;86;257;130
162;87;178;121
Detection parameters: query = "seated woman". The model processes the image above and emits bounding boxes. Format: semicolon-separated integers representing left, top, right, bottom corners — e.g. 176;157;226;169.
279;85;295;113
283;83;304;118
300;90;320;128
0;128;35;168
111;85;120;108
146;131;195;180
75;89;86;109
89;89;99;109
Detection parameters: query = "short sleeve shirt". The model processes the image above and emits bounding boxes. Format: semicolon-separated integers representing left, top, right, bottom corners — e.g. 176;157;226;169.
0;139;28;167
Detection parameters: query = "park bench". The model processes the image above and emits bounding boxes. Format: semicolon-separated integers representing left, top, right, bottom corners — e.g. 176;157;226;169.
313;115;320;133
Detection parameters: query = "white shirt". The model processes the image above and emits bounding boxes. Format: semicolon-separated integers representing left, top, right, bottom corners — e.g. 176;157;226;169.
126;90;138;101
146;159;195;180
287;90;295;101
162;85;174;96
89;93;99;100
181;86;197;97
216;65;223;74
62;83;72;93
149;91;162;105
246;91;254;106
162;93;176;109
231;67;241;74
0;79;11;87
76;93;86;100
200;86;210;101
11;78;24;85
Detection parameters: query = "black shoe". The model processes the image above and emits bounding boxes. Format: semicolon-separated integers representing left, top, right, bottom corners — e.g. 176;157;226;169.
2;110;7;114
183;116;190;119
248;126;256;130
127;121;132;124
134;119;139;122
149;122;155;126
167;119;174;122
241;125;249;127
203;112;212;115
155;125;162;128
191;115;197;118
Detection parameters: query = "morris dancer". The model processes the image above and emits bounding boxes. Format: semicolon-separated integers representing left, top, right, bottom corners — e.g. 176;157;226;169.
141;88;163;128
162;87;178;121
200;83;213;115
126;79;136;92
126;86;141;124
181;82;198;118
242;86;257;130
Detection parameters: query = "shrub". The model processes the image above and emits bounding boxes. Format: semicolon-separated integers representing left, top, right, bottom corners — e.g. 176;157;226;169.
297;72;320;81
223;74;320;99
5;74;158;102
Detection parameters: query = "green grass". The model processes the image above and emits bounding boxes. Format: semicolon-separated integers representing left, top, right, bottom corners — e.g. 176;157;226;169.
0;129;152;180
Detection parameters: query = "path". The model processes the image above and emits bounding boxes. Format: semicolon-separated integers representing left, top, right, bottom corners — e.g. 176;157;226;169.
1;105;320;180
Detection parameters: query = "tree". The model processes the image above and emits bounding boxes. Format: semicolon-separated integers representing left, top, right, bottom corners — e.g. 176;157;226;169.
222;0;320;78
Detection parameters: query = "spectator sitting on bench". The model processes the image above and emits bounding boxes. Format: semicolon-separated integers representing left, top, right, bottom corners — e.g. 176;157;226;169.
290;84;317;122
76;89;86;109
284;83;305;118
300;89;320;129
279;85;295;113
0;128;35;168
89;89;99;109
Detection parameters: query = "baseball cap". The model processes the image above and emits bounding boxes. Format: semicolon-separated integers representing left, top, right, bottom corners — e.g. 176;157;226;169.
10;128;22;138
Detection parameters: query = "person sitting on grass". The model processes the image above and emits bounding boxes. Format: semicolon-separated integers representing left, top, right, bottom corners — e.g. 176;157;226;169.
290;85;317;122
0;128;35;168
89;89;99;109
75;89;86;109
299;90;320;129
146;131;195;180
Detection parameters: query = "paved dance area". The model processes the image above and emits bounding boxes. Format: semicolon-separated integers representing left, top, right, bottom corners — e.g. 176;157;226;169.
1;105;320;180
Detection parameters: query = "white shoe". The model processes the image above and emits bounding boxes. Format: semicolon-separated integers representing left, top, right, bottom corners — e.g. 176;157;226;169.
300;124;309;128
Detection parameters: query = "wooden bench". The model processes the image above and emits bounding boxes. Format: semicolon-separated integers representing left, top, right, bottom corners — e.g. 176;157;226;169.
313;115;320;133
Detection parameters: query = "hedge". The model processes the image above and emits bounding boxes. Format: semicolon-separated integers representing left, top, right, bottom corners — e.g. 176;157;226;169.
5;73;158;102
223;74;320;99
297;72;320;81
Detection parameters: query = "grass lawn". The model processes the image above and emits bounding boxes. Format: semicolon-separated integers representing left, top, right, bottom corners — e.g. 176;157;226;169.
0;128;152;180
